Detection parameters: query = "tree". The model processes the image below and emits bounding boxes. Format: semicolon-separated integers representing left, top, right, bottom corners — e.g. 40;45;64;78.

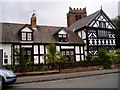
14;47;28;72
43;43;67;69
112;16;120;49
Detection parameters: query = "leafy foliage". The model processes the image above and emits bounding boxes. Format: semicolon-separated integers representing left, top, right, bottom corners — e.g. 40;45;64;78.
86;53;93;61
43;43;67;69
14;47;28;72
112;16;120;49
97;49;111;69
107;50;120;64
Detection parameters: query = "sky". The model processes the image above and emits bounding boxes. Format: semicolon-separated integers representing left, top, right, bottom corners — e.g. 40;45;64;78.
0;0;120;27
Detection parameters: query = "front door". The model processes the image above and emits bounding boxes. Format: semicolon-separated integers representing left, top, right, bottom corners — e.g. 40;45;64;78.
24;48;33;64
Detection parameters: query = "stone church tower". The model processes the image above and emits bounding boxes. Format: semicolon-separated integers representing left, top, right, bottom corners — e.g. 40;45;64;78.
67;7;87;27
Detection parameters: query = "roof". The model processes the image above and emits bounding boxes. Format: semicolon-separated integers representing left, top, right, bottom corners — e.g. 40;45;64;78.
70;10;100;30
0;23;85;45
70;9;118;30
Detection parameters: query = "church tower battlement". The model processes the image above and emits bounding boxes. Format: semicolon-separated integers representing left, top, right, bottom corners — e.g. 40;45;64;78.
67;7;87;27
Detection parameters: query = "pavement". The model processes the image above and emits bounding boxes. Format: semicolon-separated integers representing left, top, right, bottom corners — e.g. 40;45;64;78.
15;68;120;84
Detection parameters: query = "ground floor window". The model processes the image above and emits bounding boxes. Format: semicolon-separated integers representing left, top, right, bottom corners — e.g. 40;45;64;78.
23;48;33;64
4;52;8;64
61;49;75;62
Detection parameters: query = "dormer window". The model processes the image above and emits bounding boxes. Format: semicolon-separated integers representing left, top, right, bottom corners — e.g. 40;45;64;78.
53;27;68;42
58;34;68;42
19;24;33;41
21;32;33;41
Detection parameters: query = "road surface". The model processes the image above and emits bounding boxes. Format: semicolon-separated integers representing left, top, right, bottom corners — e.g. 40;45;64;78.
7;73;119;89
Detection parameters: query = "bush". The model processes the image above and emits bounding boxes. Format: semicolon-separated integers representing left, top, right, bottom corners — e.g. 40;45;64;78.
86;53;93;61
40;66;48;72
98;49;112;69
6;65;16;72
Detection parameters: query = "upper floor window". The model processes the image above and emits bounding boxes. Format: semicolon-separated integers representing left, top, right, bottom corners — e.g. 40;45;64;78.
98;30;108;37
99;21;106;28
21;32;33;41
58;34;68;42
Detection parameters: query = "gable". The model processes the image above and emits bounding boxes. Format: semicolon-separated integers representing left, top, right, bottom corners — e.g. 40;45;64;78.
87;10;118;29
18;24;33;33
21;27;33;32
58;29;68;34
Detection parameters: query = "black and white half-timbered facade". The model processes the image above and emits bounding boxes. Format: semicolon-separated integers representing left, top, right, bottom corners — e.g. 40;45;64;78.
70;8;118;56
1;13;85;65
0;8;118;65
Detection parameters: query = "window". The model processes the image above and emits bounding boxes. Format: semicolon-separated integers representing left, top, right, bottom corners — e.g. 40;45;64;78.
21;32;33;41
4;59;8;64
99;21;106;28
58;34;68;42
61;49;74;62
22;33;26;40
4;52;8;64
98;30;108;37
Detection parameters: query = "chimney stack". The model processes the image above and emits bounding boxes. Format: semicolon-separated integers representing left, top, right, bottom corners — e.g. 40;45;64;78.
31;13;37;30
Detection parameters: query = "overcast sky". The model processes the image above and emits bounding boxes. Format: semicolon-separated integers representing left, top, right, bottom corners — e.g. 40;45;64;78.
0;0;120;27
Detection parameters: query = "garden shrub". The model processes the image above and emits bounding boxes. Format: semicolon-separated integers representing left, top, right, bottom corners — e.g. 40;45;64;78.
6;65;16;72
86;53;93;61
98;49;112;69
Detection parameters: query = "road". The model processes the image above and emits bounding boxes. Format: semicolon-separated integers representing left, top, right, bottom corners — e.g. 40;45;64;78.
6;73;119;89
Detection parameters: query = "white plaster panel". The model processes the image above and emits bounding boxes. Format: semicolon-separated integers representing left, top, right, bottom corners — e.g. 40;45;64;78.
81;47;83;54
21;27;32;32
21;45;32;48
113;39;115;45
2;44;12;65
109;40;112;45
84;40;86;44
15;45;20;49
76;55;80;61
75;46;79;54
34;56;39;64
78;31;81;38
40;45;44;54
40;56;44;63
94;39;97;45
34;45;38;54
81;55;84;61
85;51;87;57
82;31;86;39
106;40;108;45
61;46;74;49
58;29;67;34
56;46;60;51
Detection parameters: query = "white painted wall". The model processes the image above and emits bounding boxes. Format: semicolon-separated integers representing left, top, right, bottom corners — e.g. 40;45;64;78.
40;45;44;54
40;56;44;63
2;44;12;65
34;56;39;64
61;46;74;49
75;46;79;54
56;46;60;51
34;45;38;54
76;55;80;61
78;31;81;38
58;29;67;34
21;45;32;48
21;27;32;32
81;30;86;39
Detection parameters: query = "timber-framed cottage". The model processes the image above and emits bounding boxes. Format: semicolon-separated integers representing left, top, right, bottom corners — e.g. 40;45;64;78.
0;7;118;65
